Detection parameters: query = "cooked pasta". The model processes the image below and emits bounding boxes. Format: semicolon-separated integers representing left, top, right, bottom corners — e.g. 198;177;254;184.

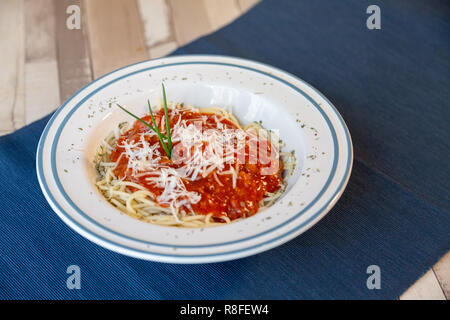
94;102;295;228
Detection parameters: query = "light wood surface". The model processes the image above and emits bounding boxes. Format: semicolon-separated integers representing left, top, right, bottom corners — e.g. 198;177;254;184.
137;0;173;47
25;0;60;124
237;0;260;12
401;268;446;300
54;0;92;102
85;0;149;78
432;251;450;299
168;0;212;46
0;0;25;134
1;0;447;300
202;0;241;30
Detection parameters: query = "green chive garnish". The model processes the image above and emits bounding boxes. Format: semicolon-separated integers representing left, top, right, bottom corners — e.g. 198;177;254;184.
116;84;173;159
146;99;171;157
162;83;172;158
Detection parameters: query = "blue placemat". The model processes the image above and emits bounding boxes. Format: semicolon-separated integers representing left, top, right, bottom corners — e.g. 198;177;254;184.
0;0;449;299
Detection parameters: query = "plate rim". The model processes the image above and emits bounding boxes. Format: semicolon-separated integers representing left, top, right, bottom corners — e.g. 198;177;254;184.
36;54;353;262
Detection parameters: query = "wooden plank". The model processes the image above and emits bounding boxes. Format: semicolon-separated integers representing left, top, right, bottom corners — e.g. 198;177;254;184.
168;0;212;46
54;0;92;102
25;0;56;61
203;0;241;30
25;61;60;124
237;0;260;12
85;0;149;79
25;0;60;124
0;0;25;135
400;268;446;300
13;22;26;131
137;0;173;48
149;41;178;59
433;251;450;299
141;0;246;58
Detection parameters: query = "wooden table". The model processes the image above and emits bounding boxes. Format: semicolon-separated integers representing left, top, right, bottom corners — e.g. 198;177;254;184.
1;0;448;300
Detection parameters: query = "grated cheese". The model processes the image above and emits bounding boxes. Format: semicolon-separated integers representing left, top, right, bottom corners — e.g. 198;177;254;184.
113;107;258;218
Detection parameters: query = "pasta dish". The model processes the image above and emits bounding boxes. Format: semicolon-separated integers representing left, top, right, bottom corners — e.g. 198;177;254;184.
95;85;295;227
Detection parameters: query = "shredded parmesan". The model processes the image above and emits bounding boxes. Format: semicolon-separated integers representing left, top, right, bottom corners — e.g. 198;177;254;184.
111;106;268;219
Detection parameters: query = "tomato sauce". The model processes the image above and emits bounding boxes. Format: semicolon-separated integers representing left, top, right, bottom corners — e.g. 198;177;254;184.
110;108;283;221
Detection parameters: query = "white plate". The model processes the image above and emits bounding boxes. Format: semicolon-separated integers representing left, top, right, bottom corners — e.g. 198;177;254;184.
36;55;353;263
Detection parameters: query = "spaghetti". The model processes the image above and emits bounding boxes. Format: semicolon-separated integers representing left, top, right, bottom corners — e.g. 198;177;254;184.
95;103;295;228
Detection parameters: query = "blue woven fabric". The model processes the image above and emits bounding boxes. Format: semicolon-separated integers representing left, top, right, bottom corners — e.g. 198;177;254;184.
0;0;449;299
